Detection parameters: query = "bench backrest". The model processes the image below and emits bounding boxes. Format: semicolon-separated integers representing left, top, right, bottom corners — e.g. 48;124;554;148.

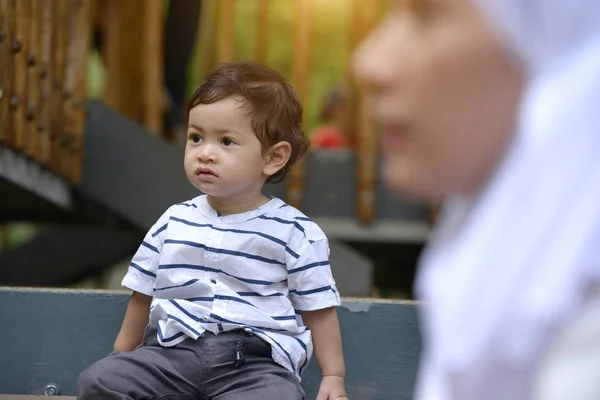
0;288;422;399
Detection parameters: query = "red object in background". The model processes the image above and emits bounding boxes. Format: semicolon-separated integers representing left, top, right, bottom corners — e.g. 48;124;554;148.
311;125;346;149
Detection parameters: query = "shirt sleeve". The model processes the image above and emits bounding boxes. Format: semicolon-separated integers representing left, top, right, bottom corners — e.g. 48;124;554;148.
287;238;341;311
121;209;171;296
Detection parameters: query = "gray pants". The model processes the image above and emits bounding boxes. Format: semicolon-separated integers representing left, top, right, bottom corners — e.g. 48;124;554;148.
77;326;304;400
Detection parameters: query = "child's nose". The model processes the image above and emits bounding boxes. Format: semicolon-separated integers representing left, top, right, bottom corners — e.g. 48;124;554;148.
197;144;217;162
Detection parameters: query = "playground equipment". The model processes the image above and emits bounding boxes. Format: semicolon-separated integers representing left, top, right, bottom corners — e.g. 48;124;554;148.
0;2;426;397
1;0;430;290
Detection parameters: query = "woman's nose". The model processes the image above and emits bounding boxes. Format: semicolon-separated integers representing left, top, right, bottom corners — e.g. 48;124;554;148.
352;15;409;92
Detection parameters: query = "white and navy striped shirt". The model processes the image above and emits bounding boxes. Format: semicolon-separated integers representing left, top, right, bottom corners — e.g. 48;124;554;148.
121;195;341;380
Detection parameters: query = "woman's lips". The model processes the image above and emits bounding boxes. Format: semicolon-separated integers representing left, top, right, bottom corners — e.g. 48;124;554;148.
380;126;407;153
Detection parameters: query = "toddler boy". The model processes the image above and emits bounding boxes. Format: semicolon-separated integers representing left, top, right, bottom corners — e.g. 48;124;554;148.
77;62;347;400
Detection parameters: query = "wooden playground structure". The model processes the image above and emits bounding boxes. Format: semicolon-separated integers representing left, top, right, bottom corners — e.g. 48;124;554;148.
0;0;91;183
0;0;414;227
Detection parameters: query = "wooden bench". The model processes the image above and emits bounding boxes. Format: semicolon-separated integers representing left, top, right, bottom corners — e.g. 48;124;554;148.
0;288;422;399
0;397;74;400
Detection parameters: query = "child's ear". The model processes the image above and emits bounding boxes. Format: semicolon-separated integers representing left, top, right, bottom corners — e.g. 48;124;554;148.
263;141;292;178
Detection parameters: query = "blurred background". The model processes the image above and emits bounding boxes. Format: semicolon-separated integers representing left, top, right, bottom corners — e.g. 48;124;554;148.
0;0;434;300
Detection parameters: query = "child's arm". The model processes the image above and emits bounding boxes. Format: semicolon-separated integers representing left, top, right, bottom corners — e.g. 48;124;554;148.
302;307;347;400
114;208;172;351
287;235;346;399
113;291;152;352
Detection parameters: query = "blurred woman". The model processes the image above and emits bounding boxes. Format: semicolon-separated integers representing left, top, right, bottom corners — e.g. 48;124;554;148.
353;1;600;399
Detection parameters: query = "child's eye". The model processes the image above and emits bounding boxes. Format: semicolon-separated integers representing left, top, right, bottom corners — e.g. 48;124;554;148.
221;137;235;146
189;134;202;143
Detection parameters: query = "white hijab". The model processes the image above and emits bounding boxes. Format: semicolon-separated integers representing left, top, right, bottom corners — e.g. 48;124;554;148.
415;1;600;399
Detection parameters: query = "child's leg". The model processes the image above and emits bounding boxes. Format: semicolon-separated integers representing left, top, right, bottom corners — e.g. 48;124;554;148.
77;326;207;400
205;332;304;400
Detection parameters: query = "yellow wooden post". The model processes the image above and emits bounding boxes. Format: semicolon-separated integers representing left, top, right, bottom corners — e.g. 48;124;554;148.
71;0;91;183
217;0;234;64
196;0;218;81
286;0;311;210
25;0;42;159
102;0;145;125
254;0;269;63
355;0;383;225
101;0;120;111
143;0;163;135
342;0;362;148
12;0;30;151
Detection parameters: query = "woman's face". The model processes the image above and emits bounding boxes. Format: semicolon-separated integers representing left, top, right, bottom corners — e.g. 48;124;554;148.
353;0;523;202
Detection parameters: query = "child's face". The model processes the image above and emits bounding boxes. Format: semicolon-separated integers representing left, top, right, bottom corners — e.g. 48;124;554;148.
184;97;269;200
353;0;523;202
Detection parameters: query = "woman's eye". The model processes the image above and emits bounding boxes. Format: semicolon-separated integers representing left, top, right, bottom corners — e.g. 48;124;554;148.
190;134;202;143
222;137;235;146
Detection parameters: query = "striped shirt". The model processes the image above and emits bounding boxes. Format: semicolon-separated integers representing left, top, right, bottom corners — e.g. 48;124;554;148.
121;194;341;380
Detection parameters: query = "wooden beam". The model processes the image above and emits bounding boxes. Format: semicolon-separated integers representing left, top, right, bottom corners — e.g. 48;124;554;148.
286;0;311;210
37;0;55;166
49;0;69;174
196;0;218;80
142;0;163;135
70;0;91;183
355;0;383;225
101;0;145;124
342;0;362;148
0;396;75;400
217;0;234;63
11;0;30;151
100;0;119;110
254;0;269;63
0;0;12;145
62;0;91;183
25;0;42;159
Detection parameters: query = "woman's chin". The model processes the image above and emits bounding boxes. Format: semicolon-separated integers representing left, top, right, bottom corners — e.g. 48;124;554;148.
383;158;445;203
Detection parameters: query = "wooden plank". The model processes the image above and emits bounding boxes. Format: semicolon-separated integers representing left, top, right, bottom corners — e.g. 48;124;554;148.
0;396;75;400
217;0;234;63
0;0;11;145
25;0;42;159
49;0;69;174
70;0;91;183
342;0;362;148
355;1;383;225
100;0;119;110
254;0;269;63
196;0;218;79
0;288;421;399
286;0;311;210
11;0;30;151
62;0;78;178
101;0;144;124
37;0;54;166
142;0;163;135
62;0;91;183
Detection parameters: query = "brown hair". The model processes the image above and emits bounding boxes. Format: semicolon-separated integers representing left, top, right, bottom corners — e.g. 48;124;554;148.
188;62;310;183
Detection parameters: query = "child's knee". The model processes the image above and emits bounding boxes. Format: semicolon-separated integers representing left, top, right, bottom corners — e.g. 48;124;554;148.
77;356;120;398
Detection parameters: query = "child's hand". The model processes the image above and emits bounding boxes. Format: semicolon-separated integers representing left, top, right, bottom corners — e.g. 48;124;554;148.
316;375;348;400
